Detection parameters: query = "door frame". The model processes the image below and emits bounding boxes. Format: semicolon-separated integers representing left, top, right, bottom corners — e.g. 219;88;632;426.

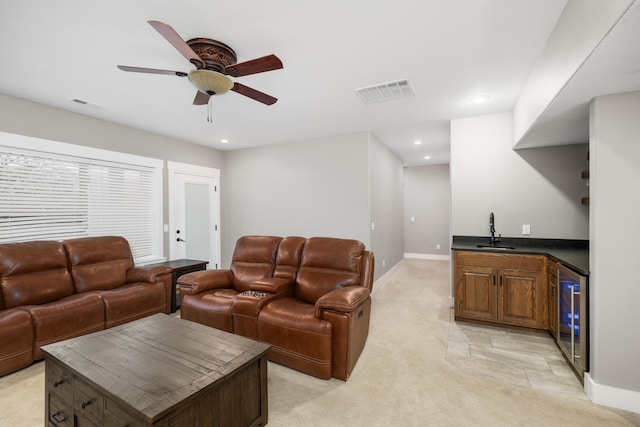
167;161;220;268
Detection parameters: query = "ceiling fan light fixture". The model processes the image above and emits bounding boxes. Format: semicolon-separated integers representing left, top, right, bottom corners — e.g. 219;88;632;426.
188;70;233;95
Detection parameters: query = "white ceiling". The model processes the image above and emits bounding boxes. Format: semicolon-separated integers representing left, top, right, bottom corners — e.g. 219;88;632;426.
515;1;640;148
0;0;572;166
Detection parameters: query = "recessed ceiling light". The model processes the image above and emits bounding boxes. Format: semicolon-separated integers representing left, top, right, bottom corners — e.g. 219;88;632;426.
424;155;431;160
472;94;490;104
220;139;229;144
414;140;422;145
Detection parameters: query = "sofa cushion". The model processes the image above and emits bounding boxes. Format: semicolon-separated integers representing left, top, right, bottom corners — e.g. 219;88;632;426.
0;241;74;308
295;237;364;304
230;236;282;292
0;309;34;376
63;236;134;292
21;292;105;359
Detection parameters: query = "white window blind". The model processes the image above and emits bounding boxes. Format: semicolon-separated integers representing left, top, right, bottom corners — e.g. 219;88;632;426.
0;133;163;263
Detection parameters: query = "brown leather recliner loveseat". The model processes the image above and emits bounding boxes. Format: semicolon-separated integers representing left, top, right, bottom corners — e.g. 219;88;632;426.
178;235;374;380
0;236;172;376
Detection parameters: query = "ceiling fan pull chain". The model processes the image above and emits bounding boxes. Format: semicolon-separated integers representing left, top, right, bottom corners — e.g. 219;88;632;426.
207;97;213;123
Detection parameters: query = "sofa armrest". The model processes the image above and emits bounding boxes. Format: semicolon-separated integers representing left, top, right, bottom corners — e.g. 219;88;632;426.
126;265;172;283
315;286;370;318
250;277;293;294
177;270;233;295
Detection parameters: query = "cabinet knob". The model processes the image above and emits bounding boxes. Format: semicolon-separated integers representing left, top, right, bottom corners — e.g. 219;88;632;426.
82;399;93;409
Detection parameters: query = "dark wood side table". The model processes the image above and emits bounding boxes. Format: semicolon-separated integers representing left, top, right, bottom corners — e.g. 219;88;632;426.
145;259;208;312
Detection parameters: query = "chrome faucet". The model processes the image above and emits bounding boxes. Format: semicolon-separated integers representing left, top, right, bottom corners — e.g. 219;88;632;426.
489;212;501;246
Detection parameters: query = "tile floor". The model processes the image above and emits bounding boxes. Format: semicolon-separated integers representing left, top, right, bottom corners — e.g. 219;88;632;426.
446;311;587;398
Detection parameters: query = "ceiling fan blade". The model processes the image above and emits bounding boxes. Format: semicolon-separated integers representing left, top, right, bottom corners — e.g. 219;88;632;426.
225;54;283;77
231;83;277;105
117;65;187;77
147;20;204;68
193;91;210;105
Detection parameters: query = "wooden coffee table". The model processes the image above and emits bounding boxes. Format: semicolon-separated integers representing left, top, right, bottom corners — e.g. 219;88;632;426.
42;314;271;426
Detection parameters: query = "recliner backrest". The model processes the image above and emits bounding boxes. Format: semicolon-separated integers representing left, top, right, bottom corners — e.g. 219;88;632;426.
295;237;364;304
273;236;306;282
0;240;74;308
230;236;282;292
63;236;134;293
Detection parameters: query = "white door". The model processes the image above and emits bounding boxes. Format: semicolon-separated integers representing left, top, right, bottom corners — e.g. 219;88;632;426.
168;161;220;269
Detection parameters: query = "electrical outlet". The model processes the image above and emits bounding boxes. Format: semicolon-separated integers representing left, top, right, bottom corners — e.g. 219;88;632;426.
371;222;375;231
382;259;386;268
522;224;531;235
436;244;441;250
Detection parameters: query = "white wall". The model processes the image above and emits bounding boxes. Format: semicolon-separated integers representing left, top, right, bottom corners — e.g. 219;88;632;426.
588;91;640;406
403;164;450;256
451;112;588;239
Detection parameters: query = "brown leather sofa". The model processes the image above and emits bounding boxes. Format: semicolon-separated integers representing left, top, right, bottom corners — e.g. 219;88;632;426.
0;236;172;376
179;235;374;380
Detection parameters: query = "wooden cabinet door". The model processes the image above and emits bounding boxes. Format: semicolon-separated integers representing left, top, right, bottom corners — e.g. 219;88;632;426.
455;266;496;322
498;268;544;328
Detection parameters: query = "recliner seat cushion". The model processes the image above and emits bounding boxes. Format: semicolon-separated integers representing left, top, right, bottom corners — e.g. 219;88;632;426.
0;309;33;376
100;282;166;328
181;288;238;332
258;297;333;379
21;292;105;359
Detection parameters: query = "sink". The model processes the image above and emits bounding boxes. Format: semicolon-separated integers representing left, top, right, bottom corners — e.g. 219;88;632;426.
476;244;516;250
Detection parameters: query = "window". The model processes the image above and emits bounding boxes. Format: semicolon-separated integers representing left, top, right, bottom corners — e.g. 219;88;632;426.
0;132;163;263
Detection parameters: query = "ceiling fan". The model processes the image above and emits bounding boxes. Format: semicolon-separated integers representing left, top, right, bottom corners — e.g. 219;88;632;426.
118;20;283;109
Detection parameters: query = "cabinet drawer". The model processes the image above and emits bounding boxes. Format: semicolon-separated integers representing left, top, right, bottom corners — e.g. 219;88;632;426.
46;360;73;399
74;378;104;424
48;393;73;426
455;251;543;271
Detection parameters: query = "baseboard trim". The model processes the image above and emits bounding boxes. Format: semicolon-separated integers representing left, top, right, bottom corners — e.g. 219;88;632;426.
404;252;450;261
371;259;405;295
585;372;640;414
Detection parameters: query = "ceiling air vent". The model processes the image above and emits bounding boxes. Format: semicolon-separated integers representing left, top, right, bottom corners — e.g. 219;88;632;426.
355;79;415;104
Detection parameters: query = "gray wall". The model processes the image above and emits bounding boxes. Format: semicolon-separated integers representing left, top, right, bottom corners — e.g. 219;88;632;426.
221;132;404;280
589;90;640;393
0;94;224;169
368;134;405;277
450;112;589;240
0;93;406;281
221;133;371;267
403;164;450;256
0;93;224;259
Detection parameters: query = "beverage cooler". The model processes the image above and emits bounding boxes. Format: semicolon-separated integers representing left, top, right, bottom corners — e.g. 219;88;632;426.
557;262;589;381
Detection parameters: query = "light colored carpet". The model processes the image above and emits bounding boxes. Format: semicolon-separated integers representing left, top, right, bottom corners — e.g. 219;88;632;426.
1;258;639;426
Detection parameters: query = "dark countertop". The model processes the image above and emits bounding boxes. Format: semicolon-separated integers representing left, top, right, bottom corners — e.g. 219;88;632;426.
452;235;589;275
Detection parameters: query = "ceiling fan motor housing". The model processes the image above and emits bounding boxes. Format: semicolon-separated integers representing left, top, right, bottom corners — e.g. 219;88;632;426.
187;38;237;74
